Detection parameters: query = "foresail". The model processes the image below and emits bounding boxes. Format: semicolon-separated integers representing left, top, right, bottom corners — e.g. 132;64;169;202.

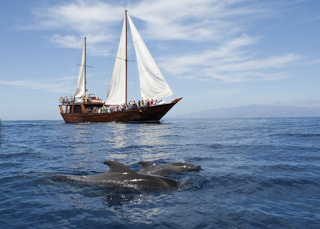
127;14;173;100
74;42;86;98
105;17;127;105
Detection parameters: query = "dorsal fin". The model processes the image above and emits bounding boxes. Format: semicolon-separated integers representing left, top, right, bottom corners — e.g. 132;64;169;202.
138;161;156;168
103;160;135;173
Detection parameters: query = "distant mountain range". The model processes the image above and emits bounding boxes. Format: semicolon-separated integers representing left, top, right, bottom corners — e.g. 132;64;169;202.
173;104;320;119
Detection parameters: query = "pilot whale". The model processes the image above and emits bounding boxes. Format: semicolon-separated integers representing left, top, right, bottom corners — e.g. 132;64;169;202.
138;161;201;176
65;160;180;190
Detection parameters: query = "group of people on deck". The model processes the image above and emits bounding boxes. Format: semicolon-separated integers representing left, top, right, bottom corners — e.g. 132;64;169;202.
87;99;162;114
60;96;74;104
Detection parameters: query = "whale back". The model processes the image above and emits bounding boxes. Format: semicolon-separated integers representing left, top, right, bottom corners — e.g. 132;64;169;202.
138;162;201;176
138;161;156;168
104;160;135;173
171;163;201;171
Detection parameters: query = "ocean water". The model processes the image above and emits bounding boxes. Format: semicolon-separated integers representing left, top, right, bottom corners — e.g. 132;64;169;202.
0;118;320;228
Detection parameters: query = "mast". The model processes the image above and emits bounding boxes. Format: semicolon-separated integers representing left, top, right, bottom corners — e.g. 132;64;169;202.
125;10;127;104
84;37;87;94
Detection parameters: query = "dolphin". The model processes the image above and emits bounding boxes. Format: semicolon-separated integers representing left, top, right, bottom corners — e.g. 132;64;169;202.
65;160;180;190
138;161;201;176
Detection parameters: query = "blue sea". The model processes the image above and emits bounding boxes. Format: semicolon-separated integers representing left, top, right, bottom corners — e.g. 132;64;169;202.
1;118;320;228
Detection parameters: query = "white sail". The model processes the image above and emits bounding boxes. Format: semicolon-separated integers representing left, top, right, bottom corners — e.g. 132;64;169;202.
105;17;127;105
74;41;86;98
127;14;173;100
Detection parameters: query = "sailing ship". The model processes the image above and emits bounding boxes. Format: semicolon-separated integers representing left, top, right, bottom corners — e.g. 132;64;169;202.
59;11;182;123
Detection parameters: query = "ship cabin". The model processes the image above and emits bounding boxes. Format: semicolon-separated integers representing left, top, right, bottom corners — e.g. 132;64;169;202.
59;93;104;115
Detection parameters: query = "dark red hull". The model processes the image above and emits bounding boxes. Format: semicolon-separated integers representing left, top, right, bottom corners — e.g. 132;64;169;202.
60;98;182;123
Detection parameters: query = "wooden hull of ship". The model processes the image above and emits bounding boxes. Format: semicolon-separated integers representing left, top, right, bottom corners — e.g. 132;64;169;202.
61;98;181;123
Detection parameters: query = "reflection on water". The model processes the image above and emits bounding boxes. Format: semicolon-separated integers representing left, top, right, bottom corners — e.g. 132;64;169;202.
54;122;179;172
106;123;170;149
69;124;94;170
103;123;175;164
135;124;169;146
106;123;129;149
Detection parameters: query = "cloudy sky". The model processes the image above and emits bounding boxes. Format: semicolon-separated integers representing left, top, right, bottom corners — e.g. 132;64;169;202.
1;0;319;120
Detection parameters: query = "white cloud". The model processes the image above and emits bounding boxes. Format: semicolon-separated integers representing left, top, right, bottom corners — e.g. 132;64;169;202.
50;34;83;49
0;77;76;94
159;34;259;74
129;0;269;41
207;71;293;83
49;33;112;55
19;0;270;55
161;42;302;82
157;30;303;83
31;1;123;33
212;53;302;72
16;0;314;84
158;33;301;82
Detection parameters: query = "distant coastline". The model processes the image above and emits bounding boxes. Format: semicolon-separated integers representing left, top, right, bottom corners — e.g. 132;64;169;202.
171;104;320;119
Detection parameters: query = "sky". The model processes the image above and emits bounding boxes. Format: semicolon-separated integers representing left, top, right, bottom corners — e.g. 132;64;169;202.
0;0;320;120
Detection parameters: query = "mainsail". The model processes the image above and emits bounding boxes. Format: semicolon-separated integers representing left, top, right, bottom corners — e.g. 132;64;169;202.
105;17;127;105
105;13;173;104
127;14;173;100
74;39;86;98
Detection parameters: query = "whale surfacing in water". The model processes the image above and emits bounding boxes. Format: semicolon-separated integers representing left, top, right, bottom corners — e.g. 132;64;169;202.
66;160;180;190
138;161;201;176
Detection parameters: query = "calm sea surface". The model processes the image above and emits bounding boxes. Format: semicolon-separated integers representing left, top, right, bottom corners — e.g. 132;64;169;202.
1;118;320;228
